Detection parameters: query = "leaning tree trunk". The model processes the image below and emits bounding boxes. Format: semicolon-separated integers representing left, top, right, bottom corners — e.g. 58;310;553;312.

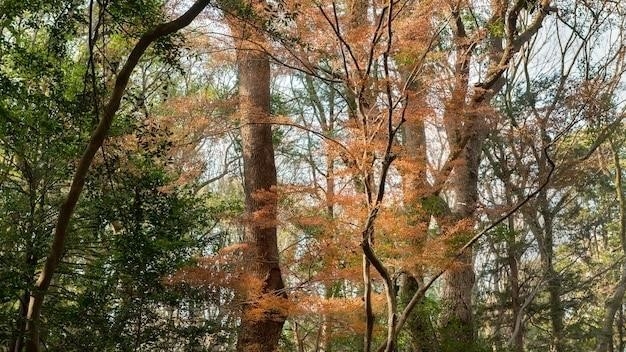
228;5;287;351
21;2;212;350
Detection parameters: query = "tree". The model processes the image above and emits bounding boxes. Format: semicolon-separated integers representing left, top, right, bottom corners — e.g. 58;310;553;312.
220;1;287;350
14;1;214;350
2;0;626;351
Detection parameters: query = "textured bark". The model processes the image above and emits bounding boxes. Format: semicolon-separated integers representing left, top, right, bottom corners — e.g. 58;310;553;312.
506;220;524;352
229;5;287;351
618;308;624;352
438;5;478;347
440;115;484;351
400;76;435;351
438;2;554;349
547;266;564;352
537;192;564;352
398;275;438;352
22;1;212;350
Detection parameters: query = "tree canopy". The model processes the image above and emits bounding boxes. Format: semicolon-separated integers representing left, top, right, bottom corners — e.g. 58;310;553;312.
2;0;626;351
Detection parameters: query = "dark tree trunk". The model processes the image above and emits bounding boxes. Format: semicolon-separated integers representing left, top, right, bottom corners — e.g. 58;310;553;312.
22;2;213;349
398;274;438;352
230;6;287;351
440;121;484;352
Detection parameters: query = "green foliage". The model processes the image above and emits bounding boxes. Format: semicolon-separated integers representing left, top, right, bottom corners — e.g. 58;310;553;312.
0;2;94;347
439;318;490;352
420;195;450;217
397;287;440;352
487;18;505;38
0;1;234;350
43;150;217;351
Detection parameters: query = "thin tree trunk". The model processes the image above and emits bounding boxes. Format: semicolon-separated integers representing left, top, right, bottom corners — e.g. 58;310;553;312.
11;204;37;352
506;231;524;352
363;256;374;352
504;195;524;352
345;1;376;347
526;195;564;352
618;306;624;352
596;140;626;352
294;322;305;352
22;2;212;349
10;290;30;352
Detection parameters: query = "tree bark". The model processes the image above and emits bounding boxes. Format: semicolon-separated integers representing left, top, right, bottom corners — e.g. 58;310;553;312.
438;2;554;349
524;194;564;352
440;111;484;351
399;74;437;352
228;4;287;351
398;274;438;352
505;219;524;352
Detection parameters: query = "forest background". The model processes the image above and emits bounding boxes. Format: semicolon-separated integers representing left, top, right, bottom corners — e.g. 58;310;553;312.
1;0;626;351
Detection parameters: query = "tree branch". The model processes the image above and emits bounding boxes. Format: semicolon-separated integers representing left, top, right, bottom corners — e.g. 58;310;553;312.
24;1;213;350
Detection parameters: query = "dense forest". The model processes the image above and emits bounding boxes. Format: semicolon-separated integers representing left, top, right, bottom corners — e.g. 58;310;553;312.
1;0;625;351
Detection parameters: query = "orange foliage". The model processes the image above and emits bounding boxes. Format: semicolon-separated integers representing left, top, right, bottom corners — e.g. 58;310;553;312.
169;0;491;346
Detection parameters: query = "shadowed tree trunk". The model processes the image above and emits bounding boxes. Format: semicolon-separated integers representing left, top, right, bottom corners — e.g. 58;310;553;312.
21;2;213;350
523;172;564;352
438;8;479;348
440;125;484;351
399;74;439;352
398;274;438;352
226;2;287;351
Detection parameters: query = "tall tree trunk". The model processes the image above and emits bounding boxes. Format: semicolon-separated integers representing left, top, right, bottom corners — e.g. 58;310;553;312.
340;2;377;349
438;4;478;347
596;139;626;352
399;74;438;351
547;263;564;352
437;1;553;348
506;221;524;352
525;196;564;352
440;131;483;351
229;5;287;351
539;195;564;352
303;73;337;352
618;307;624;352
